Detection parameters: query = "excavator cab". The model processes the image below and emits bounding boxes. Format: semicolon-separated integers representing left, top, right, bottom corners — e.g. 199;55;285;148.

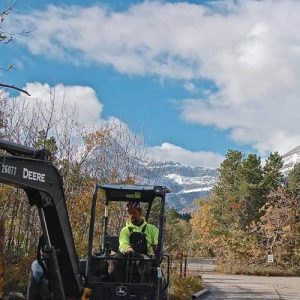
86;184;171;300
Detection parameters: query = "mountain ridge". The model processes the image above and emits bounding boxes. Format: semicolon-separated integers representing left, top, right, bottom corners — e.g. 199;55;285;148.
140;146;300;212
86;141;300;213
139;160;218;212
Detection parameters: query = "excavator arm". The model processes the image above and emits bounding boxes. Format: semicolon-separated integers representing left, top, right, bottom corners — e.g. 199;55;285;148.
0;140;83;299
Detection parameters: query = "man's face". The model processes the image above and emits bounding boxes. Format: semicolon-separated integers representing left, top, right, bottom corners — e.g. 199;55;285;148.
127;207;142;223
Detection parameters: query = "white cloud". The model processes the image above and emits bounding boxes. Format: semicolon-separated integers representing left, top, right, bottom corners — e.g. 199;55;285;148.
148;142;224;168
6;1;300;154
6;82;224;167
183;82;196;93
19;82;103;125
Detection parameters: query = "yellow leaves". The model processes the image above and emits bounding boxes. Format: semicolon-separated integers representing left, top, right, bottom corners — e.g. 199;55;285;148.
83;129;111;152
191;200;216;240
282;225;291;233
190;199;222;256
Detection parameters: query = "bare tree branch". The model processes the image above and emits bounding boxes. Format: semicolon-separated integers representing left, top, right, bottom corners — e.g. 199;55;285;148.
0;83;31;96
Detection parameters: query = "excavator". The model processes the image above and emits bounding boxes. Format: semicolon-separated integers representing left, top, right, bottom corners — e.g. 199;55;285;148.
0;139;170;300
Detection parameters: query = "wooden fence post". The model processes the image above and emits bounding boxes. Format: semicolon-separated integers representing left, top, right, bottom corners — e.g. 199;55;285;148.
179;253;183;278
0;218;4;300
183;255;187;278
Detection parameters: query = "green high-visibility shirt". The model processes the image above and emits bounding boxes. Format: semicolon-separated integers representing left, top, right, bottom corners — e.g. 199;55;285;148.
119;219;159;255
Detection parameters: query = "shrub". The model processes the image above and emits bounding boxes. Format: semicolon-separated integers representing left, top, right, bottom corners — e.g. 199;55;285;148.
169;274;203;300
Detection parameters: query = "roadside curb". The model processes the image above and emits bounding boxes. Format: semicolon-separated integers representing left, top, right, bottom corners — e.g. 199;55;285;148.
192;288;209;299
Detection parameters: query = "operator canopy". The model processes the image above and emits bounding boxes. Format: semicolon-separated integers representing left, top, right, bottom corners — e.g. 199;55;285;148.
98;184;171;202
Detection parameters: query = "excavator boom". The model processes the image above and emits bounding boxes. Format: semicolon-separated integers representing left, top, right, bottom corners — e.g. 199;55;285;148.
0;140;82;298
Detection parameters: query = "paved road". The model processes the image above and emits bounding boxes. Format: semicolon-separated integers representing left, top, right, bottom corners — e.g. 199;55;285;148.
200;273;300;299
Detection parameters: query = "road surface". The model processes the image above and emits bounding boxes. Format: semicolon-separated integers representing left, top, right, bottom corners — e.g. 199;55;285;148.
200;273;300;299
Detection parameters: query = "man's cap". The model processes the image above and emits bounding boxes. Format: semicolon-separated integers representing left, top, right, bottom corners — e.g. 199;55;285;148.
126;201;141;209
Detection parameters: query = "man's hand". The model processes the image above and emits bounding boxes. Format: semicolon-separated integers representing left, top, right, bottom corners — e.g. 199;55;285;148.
125;246;134;255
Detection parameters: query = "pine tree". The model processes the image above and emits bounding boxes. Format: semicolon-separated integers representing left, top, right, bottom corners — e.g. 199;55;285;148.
213;150;244;231
288;163;300;200
239;154;264;227
263;152;284;192
34;129;58;154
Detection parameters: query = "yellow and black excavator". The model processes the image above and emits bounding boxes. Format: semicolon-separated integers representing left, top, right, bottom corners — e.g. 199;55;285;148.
0;139;170;300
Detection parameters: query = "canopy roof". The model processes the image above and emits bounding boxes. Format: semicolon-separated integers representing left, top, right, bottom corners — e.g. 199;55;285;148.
97;184;171;202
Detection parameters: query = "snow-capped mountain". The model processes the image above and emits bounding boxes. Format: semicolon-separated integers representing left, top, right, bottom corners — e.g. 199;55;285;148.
139;161;218;213
84;137;300;213
282;145;300;175
84;142;219;212
140;146;300;212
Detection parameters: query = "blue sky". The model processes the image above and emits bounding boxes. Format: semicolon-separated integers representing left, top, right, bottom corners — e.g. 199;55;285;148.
2;0;300;167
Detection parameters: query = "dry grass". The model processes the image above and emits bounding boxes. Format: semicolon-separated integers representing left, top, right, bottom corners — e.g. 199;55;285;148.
169;274;203;300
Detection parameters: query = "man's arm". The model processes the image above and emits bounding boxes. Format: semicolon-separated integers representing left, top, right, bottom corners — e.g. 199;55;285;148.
150;224;159;254
119;227;134;254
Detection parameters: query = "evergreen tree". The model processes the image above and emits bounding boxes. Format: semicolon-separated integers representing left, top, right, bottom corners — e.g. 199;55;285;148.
263;152;284;192
213;150;244;231
288;163;300;200
239;154;264;227
216;150;244;195
180;213;191;222
34;129;58;154
241;154;262;184
214;151;266;229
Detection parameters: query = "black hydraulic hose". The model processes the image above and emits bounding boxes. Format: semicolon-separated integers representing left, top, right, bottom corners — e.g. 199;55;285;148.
38;208;66;300
38;208;51;249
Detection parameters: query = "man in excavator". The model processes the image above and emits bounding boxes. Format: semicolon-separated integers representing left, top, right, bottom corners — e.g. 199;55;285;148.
108;200;158;282
26;236;50;300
